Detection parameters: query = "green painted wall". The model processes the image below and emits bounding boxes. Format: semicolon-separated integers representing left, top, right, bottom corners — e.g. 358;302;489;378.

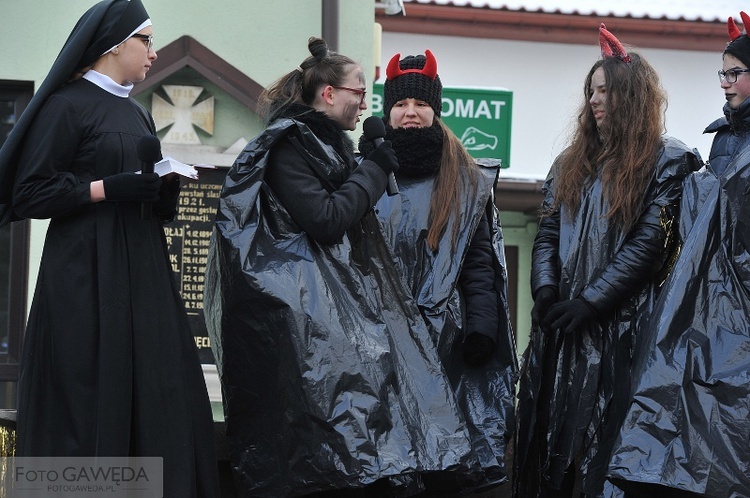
0;0;376;310
0;0;536;357
499;211;538;356
1;0;373;86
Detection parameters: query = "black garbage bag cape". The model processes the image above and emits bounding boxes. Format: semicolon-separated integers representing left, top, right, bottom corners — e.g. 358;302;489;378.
514;136;699;497
608;148;750;496
204;118;479;497
374;159;517;486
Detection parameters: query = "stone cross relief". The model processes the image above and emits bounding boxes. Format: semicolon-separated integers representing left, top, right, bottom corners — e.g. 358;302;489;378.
152;85;214;144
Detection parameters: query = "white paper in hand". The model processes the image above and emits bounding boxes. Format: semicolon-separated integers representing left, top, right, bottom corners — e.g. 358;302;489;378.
154;156;199;180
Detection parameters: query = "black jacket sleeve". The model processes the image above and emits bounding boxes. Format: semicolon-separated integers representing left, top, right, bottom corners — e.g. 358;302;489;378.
264;137;389;245
530;174;561;298
579;146;699;313
531;141;699;314
459;211;500;342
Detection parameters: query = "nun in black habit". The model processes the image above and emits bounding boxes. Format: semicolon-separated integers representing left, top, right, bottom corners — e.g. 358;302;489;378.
0;1;219;496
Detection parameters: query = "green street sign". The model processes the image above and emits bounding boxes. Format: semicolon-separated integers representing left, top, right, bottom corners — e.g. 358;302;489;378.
371;83;512;168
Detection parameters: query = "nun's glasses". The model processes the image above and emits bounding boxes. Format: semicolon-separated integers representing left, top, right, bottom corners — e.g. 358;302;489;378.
718;68;750;84
131;34;154;52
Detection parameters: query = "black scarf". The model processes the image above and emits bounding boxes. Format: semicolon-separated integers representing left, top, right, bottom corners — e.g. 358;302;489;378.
276;103;356;165
359;122;444;178
724;98;750;133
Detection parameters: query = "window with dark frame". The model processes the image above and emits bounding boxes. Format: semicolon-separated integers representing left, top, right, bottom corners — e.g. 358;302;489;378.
0;81;32;392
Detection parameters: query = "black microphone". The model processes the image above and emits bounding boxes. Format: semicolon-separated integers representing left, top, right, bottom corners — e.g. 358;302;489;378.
363;116;398;196
136;135;162;219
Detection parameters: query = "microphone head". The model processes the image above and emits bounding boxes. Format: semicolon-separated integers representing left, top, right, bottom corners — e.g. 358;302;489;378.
137;135;162;163
362;116;386;141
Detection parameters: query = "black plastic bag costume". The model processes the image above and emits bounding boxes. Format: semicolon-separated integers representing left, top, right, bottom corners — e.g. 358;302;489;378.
608;107;750;497
514;136;700;496
204;116;482;497
370;135;517;488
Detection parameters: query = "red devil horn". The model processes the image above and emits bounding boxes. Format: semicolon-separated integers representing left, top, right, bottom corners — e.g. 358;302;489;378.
421;50;438;79
385;50;439;81
386;52;403;80
741;11;750;34
599;23;614;58
599;23;631;63
729;16;742;40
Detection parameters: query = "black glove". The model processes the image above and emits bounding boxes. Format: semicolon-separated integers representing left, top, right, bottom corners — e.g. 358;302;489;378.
544;298;597;334
153;175;181;220
462;333;495;367
366;140;399;175
103;172;161;202
531;286;557;333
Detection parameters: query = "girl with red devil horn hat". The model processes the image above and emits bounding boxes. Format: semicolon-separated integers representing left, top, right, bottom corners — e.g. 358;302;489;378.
359;49;517;495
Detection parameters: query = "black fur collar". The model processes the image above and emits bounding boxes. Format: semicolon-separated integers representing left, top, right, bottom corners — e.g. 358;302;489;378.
724;98;750;133
277;103;356;163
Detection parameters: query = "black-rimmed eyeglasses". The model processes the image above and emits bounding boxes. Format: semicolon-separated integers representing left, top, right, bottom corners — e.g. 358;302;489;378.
332;86;367;105
718;68;750;84
131;33;154;52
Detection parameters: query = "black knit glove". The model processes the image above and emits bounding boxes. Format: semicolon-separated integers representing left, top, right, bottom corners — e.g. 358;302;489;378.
462;333;495;367
153;175;181;220
366;140;399;175
103;172;161;202
544;298;597;334
531;286;557;333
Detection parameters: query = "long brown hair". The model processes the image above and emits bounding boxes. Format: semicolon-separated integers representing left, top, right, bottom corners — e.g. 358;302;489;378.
258;37;357;123
427;118;479;252
553;51;666;231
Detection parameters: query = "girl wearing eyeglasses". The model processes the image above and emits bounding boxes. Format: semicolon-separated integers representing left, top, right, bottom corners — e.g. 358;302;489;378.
0;1;220;496
608;13;750;497
205;36;482;497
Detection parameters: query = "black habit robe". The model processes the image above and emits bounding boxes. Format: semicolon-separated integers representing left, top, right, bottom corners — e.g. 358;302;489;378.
11;77;219;497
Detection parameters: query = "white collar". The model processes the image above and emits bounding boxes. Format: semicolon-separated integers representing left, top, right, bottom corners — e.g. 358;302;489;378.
83;70;133;98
